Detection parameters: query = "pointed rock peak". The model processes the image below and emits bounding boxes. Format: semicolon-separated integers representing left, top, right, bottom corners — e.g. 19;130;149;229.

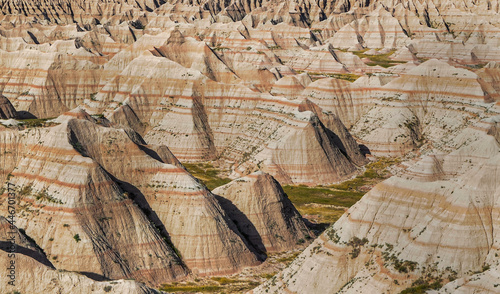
167;28;185;45
213;172;311;253
252;170;266;176
109;104;146;135
0;95;16;119
296;72;313;87
237;23;250;39
52;107;95;124
0;217;31;248
0;216;54;268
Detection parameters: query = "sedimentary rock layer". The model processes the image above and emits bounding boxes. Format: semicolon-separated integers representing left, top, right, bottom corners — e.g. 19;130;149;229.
0;115;188;286
0;109;261;278
0;217;162;294
213;171;311;253
254;115;500;293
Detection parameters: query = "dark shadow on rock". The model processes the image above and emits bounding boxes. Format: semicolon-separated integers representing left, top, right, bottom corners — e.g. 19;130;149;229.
15;111;37;119
27;31;40;44
324;127;349;159
214;195;266;260
359;144;371;156
79;271;110;282
0;242;55;269
301;219;330;236
107;174;187;269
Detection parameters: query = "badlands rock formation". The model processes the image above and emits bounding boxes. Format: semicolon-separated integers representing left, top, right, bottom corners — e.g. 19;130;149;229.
0;109;268;280
1;0;500;293
0;106;321;292
64;112;261;276
0;217;162;294
5;0;500;184
93;51;362;185
0;95;16;119
213;171;311;253
0;113;189;285
254;115;500;294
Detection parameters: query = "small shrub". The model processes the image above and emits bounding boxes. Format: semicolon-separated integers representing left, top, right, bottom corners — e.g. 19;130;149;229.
20;185;32;196
73;234;81;243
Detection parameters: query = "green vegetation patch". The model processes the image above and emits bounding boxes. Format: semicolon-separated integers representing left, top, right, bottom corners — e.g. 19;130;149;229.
296;206;346;224
327;73;361;82
296;70;360;82
182;162;231;190
18;118;56;128
160;278;260;293
352;49;406;68
260;272;277;279
210;277;240;285
283;185;364;207
276;252;301;265
285;157;400;226
159;284;223;293
332;157;400;191
400;280;443;294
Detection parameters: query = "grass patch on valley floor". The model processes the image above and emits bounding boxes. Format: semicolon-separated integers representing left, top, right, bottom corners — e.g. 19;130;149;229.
296;206;347;224
160;278;261;293
352;49;406;68
182;158;400;226
283;185;364;207
182;162;231;191
296;70;360;82
285;157;400;226
18;118;56;128
276;252;301;265
159;284;223;293
283;185;362;227
332;157;400;191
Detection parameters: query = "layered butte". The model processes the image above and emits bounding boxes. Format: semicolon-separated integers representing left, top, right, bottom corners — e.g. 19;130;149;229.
91;50;363;185
0;114;188;285
0;108;316;289
253;110;500;293
2;0;500;185
213;171;311;253
0;0;500;293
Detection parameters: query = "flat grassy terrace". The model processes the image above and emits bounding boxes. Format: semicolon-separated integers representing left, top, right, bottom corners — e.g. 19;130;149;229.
284;157;400;226
351;49;406;68
182;162;231;190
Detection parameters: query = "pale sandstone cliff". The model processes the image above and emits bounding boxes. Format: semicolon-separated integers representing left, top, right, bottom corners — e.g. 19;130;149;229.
253;112;500;294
